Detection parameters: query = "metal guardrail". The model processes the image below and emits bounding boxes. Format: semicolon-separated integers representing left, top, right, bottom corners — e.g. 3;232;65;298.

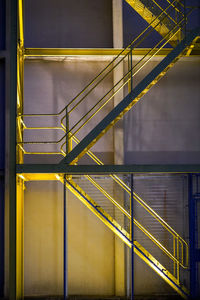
16;0;191;283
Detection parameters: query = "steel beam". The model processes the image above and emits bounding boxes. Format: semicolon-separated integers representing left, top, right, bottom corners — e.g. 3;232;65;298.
130;174;134;300
63;176;68;299
60;27;200;166
188;174;196;299
112;1;126;295
24;48;170;57
16;164;200;175
24;47;200;58
8;0;17;299
16;0;24;297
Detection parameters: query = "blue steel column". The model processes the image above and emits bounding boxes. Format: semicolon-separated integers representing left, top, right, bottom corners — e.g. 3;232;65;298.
0;173;4;297
0;0;6;296
66;108;69;155
0;60;5;295
188;174;197;299
64;175;68;299
8;0;17;298
131;174;134;300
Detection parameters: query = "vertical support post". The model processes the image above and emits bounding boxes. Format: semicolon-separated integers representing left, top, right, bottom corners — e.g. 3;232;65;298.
173;236;176;277
112;1;125;296
8;0;17;298
0;175;4;297
128;46;133;94
64;175;68;299
0;0;6;293
183;0;186;38
188;174;196;299
130;46;133;93
66;107;69;155
16;1;24;298
64;107;69;299
130;174;134;300
16;177;24;299
176;237;180;284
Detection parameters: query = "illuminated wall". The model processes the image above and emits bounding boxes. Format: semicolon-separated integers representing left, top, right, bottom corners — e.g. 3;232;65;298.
0;0;5;296
2;0;199;297
125;57;200;164
24;0;113;48
24;181;115;296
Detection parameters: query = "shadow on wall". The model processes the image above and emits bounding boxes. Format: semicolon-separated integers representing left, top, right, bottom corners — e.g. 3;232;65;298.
24;58;114;164
124;58;200;164
24;0;113;48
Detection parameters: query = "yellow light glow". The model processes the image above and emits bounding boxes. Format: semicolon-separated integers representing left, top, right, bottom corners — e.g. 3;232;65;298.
18;174;26;181
55;174;61;181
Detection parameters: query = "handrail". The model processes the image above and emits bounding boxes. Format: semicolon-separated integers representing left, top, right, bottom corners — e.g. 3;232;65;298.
71;136;188;269
18;117;189;269
18;9;188;146
166;0;184;14
71;135;189;268
19;0;180;119
61;19;184;140
83;174;187;268
16;0;192;286
148;0;182;25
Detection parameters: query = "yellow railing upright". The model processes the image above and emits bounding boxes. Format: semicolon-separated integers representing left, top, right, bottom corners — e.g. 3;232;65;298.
16;1;199;297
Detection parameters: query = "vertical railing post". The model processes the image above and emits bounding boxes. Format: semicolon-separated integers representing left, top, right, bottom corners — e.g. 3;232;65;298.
183;0;186;39
130;45;133;93
131;174;134;300
8;0;18;299
173;236;176;277
65;107;69;155
64;175;68;299
128;45;133;94
188;174;197;299
176;237;180;284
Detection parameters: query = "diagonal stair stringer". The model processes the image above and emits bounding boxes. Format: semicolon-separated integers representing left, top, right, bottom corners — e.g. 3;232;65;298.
63;177;188;299
60;27;200;165
125;0;182;46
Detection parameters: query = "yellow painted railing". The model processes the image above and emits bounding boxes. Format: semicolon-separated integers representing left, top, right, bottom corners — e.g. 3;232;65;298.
16;2;192;276
16;0;195;297
18;5;189;155
59;174;188;298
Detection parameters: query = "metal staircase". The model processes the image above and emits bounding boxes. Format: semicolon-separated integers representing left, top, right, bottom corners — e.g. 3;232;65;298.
59;27;199;165
125;0;185;46
17;1;200;298
55;174;188;298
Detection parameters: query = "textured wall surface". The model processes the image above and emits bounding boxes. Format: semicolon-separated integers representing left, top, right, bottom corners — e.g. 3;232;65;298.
0;0;5;293
23;58;114;164
124;57;200;164
24;0;113;48
0;60;5;297
24;181;115;296
13;0;200;297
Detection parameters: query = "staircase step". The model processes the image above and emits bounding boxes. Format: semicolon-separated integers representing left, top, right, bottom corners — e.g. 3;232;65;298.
62;177;189;298
60;27;200;166
125;0;180;46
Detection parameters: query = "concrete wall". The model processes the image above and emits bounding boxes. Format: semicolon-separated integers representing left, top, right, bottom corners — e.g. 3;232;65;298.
0;59;5;297
24;0;113;48
123;0;200;47
0;0;5;294
18;0;200;297
23;58;117;296
124;57;200;164
23;58;114;164
24;181;115;296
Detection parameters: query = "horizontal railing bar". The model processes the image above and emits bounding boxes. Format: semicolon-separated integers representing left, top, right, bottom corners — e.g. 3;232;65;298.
18;22;184;145
21;1;179;118
65;21;184;137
